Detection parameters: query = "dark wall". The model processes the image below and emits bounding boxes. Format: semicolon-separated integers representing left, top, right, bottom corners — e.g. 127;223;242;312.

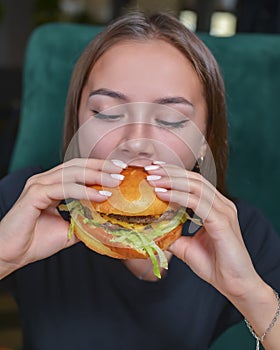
0;0;35;177
237;0;280;33
1;0;280;178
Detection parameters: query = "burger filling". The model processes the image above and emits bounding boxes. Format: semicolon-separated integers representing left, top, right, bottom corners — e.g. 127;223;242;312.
63;200;200;278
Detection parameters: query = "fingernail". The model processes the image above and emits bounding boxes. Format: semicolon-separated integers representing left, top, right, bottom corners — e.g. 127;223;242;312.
155;187;167;193
144;165;160;171
153;160;166;165
110;173;125;180
99;190;112;197
146;175;161;181
111;159;127;168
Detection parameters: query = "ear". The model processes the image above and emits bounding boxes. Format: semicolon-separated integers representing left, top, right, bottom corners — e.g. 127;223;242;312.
197;140;207;160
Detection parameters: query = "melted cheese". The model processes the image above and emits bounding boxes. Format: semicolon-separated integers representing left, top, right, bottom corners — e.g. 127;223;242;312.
100;213;148;231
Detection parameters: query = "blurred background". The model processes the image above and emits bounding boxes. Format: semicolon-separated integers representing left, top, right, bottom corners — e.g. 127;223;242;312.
1;0;280;179
0;0;280;349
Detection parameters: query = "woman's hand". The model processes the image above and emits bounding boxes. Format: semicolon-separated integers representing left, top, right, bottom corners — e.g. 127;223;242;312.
146;163;280;350
146;163;262;299
0;158;126;278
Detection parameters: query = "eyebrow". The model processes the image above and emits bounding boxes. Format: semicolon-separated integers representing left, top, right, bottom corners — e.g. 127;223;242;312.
153;96;194;108
89;88;194;108
89;88;128;101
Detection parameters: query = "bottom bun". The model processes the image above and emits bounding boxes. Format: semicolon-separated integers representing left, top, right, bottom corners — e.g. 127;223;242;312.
73;221;183;260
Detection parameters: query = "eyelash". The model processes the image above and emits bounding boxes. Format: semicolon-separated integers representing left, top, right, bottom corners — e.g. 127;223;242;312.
91;110;122;121
91;110;189;129
155;118;189;129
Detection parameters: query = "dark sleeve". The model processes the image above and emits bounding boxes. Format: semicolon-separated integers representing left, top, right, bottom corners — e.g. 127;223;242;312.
0;167;42;220
238;200;280;293
0;167;42;291
211;199;280;343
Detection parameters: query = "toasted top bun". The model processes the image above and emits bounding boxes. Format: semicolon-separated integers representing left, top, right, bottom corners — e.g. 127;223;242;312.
80;166;172;216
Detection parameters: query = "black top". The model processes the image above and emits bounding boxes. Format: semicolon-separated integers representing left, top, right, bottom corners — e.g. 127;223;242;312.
1;168;280;350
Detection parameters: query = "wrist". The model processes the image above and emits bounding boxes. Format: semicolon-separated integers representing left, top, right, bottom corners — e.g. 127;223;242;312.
245;289;280;349
227;280;280;349
225;275;270;308
0;259;20;280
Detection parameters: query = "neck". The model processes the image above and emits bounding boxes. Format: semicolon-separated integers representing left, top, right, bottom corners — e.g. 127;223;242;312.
123;251;172;281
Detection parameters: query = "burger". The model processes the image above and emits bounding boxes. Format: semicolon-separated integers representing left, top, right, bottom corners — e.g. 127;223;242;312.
65;166;199;278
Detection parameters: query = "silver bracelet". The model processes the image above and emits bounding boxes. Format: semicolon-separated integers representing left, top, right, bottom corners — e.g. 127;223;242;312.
244;289;280;350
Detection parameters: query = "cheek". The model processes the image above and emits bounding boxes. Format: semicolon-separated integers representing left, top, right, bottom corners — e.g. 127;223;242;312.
77;119;119;158
155;125;205;170
157;134;196;169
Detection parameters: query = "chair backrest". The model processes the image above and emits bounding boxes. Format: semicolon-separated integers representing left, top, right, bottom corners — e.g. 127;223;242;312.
8;22;280;350
9;23;103;172
200;32;280;233
10;23;280;232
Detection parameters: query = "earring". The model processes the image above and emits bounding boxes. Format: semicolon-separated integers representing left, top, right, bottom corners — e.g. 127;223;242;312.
193;156;204;173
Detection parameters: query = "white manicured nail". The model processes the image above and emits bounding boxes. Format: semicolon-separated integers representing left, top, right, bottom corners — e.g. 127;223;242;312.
110;173;125;180
99;190;112;197
146;175;161;181
111;159;127;168
153;160;166;165
144;165;160;171
155;187;168;193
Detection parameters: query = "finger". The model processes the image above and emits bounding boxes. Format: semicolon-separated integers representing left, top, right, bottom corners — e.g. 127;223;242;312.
154;186;237;234
154;187;214;220
27;213;80;262
70;158;127;173
146;164;235;221
145;163;200;181
27;158;127;185
21;182;111;211
167;235;197;265
59;167;125;187
145;164;215;195
57;158;127;173
147;174;192;192
167;231;214;282
24;163;126;191
148;173;216;210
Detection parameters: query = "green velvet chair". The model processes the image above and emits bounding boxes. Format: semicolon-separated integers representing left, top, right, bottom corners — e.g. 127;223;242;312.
8;22;280;349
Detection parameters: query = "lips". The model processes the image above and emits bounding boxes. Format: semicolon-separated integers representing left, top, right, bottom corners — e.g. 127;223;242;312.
125;158;155;167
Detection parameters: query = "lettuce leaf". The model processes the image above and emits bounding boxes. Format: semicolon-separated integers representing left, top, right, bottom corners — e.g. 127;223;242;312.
61;200;201;278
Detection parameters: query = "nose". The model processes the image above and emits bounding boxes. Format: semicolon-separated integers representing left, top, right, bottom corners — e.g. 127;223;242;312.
120;122;156;159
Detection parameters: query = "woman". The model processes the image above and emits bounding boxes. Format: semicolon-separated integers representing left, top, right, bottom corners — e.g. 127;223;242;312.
0;12;280;350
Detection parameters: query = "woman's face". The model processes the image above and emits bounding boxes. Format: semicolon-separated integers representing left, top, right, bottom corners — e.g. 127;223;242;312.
77;39;207;169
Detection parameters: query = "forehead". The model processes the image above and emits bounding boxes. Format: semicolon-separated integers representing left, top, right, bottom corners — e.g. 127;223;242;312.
94;39;189;67
91;39;194;77
87;39;203;95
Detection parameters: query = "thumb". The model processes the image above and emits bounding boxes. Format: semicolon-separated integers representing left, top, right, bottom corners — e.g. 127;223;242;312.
168;236;193;265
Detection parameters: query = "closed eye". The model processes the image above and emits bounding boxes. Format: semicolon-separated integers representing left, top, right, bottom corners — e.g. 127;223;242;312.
155;118;189;129
91;110;123;121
